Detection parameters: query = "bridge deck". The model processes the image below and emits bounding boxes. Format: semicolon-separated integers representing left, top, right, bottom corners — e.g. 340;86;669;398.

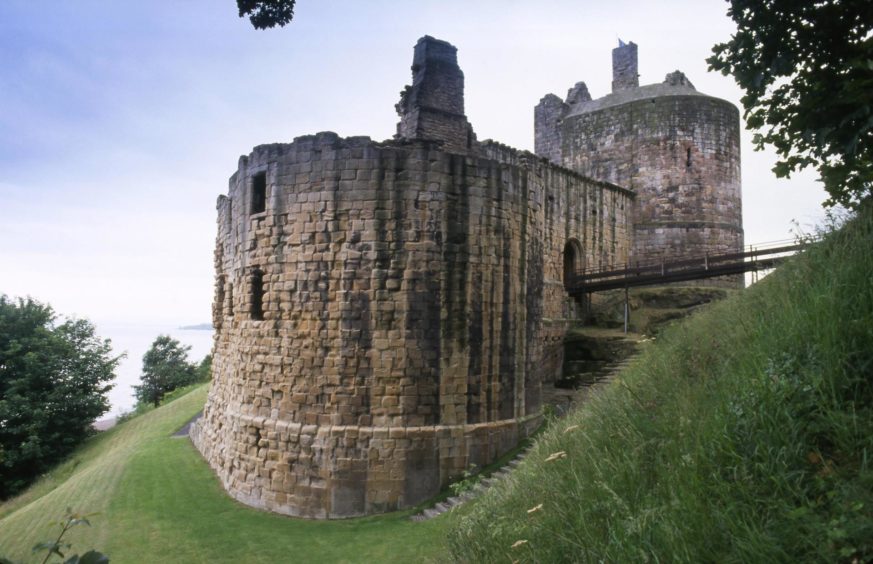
567;243;805;295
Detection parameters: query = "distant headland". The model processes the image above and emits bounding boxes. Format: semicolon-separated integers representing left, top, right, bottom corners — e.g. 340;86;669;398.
177;323;213;331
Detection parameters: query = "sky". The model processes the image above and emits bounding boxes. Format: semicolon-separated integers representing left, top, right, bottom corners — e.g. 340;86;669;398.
0;0;829;330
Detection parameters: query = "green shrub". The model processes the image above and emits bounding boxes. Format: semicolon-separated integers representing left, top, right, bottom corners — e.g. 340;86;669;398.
0;298;120;498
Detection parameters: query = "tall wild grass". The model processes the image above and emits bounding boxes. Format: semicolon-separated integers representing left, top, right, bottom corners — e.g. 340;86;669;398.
449;205;873;562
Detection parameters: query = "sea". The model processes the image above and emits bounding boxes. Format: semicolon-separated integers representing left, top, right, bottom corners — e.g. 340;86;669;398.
98;322;215;416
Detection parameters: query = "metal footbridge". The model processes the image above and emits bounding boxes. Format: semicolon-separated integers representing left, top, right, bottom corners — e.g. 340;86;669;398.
566;240;806;297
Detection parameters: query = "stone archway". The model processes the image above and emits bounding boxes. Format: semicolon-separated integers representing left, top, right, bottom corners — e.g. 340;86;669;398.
563;238;584;289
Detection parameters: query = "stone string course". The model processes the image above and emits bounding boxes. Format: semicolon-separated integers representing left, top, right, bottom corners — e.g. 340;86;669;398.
193;35;742;518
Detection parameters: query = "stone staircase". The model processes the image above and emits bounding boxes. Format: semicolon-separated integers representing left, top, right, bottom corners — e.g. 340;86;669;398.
545;328;643;415
410;446;532;521
410;333;642;521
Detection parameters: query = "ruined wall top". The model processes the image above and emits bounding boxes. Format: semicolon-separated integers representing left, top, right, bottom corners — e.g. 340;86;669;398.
536;41;716;122
612;40;639;92
408;36;464;115
396;36;475;153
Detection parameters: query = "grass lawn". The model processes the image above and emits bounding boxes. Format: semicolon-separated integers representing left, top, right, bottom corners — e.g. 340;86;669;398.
0;386;452;563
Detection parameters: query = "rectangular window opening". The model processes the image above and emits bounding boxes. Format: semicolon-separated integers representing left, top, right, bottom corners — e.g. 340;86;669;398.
251;172;267;215
251;270;264;321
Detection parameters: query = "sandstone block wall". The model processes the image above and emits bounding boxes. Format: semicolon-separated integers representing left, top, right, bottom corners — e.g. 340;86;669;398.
192;132;632;518
396;36;475;154
535;43;743;283
193;35;744;520
611;42;639;92
534;94;565;165
560;94;743;264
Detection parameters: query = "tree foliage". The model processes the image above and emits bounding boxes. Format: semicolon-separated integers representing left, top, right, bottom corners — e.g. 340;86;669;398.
133;336;197;408
237;0;295;29
31;510;109;564
709;0;873;208
195;354;212;382
0;296;119;499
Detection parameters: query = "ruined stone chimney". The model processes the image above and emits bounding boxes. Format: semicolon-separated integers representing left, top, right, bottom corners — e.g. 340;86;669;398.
611;40;639;92
396;36;475;153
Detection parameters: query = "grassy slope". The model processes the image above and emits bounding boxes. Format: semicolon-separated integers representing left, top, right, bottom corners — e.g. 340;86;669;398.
4;209;872;563
0;387;450;563
449;207;873;562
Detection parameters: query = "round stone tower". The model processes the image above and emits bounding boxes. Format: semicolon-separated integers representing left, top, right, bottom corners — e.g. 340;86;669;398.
191;36;635;519
535;41;743;274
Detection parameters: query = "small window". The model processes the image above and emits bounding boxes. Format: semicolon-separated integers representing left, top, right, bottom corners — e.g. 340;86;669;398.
214;276;226;325
227;283;234;317
251;172;266;215
686;148;692;169
251;270;264;320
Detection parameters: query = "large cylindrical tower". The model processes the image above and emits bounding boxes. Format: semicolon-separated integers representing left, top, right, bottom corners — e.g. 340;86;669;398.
192;36;634;519
535;41;743;275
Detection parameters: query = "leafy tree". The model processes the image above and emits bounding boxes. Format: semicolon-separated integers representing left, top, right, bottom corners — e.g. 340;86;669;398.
708;0;873;209
237;0;295;29
195;354;212;382
0;296;119;499
133;335;196;408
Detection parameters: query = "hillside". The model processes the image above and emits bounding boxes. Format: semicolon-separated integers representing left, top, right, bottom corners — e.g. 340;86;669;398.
448;206;873;562
3;208;871;563
0;387;450;563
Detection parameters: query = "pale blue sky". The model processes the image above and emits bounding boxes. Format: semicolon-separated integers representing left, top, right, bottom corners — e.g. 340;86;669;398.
0;0;827;328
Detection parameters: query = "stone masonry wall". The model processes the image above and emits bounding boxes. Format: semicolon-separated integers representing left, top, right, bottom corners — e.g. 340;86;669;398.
558;94;742;267
396;36;474;154
611;42;639;92
192;132;632;518
534;94;565;165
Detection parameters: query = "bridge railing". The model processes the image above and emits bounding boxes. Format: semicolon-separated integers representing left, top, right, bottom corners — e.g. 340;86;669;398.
567;238;810;292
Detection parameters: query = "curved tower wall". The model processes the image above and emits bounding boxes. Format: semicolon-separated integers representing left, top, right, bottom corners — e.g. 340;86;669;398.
192;132;632;518
562;94;742;263
535;41;743;278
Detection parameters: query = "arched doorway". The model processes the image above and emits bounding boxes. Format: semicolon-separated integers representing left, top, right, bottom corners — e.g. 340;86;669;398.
563;239;584;289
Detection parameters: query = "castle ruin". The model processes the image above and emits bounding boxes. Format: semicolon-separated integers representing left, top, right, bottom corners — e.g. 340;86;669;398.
191;36;742;518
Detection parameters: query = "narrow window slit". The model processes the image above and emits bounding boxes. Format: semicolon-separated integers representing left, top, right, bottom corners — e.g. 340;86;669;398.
251;172;266;215
215;275;226;328
251;270;264;321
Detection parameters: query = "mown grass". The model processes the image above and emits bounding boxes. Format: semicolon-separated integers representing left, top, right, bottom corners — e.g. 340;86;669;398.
449;205;873;562
0;386;450;563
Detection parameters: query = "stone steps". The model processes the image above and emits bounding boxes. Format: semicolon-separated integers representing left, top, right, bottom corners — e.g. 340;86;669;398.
407;350;643;521
409;446;532;521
